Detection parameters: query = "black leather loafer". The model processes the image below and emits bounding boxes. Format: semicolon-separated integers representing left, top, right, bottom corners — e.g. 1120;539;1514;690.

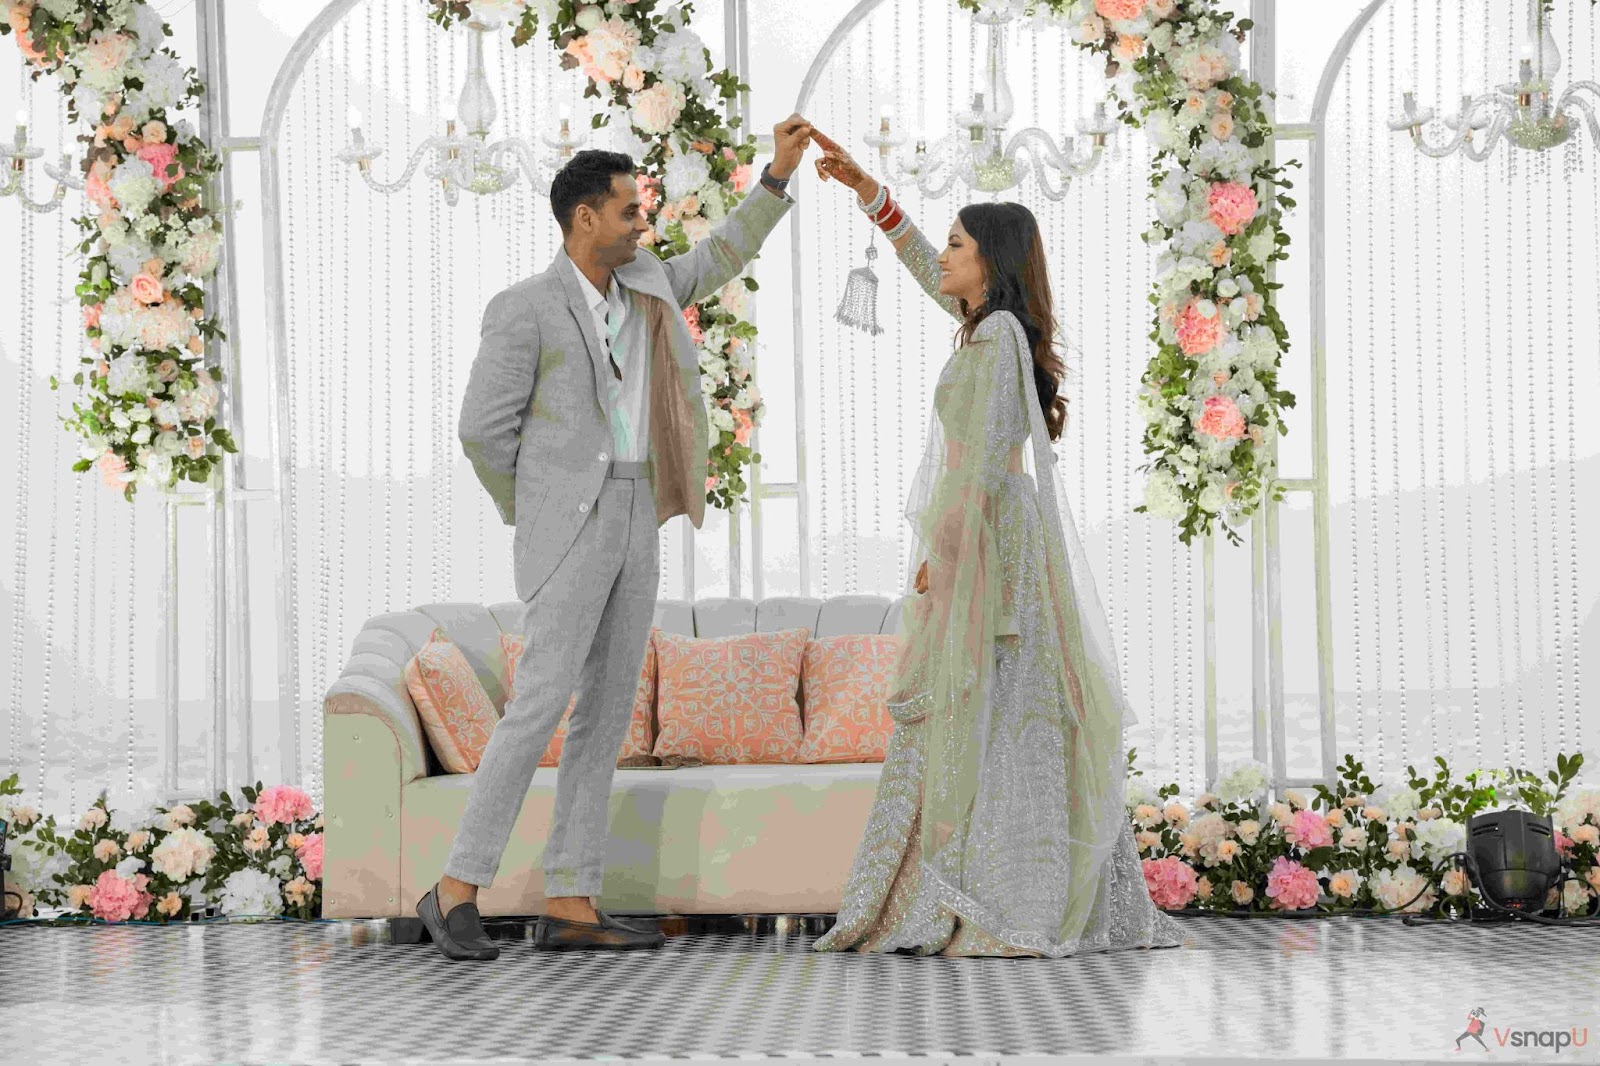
415;885;500;961
533;911;666;951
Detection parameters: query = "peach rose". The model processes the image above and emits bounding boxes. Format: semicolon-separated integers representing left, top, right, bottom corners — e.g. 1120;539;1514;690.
126;830;151;853
83;303;104;330
66;884;96;911
1442;868;1469;896
1094;0;1146;19
141;120;167;143
130;272;165;305
622;64;645;92
1209;112;1235;141
184;436;206;460
243;826;271;853
1327;870;1360;898
156;891;185;917
1113;34;1145;62
1231;880;1254;905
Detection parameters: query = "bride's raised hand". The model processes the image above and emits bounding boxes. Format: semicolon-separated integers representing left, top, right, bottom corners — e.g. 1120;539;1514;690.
811;129;873;197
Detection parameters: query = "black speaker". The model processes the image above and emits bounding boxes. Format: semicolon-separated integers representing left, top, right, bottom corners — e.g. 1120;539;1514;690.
1466;809;1562;911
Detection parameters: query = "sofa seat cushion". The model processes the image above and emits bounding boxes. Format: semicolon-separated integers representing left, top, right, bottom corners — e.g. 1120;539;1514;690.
651;628;810;764
398;762;886;915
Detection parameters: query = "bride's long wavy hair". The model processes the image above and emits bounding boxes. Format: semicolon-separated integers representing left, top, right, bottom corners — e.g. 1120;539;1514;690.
951;201;1069;442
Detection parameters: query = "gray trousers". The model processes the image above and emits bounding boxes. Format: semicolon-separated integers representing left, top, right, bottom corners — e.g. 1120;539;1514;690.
443;473;659;897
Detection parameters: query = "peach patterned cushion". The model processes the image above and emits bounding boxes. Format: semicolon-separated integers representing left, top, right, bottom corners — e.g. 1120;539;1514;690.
798;634;900;763
652;627;810;764
502;629;655;767
403;628;499;774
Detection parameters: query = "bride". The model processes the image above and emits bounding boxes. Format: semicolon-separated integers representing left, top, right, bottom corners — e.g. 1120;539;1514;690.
808;129;1186;958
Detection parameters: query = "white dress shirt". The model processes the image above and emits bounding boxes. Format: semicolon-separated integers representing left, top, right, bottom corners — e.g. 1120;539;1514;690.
569;257;650;463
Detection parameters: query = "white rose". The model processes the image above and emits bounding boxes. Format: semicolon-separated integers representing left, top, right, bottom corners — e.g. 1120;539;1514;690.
630;80;687;138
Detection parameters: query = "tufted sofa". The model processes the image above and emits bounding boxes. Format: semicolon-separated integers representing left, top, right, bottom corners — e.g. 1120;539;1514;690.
321;594;913;919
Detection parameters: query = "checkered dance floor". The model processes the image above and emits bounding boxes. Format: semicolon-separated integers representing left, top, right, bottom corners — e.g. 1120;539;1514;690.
1;914;1597;1064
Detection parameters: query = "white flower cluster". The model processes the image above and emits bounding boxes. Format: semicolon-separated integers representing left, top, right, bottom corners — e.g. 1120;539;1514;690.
216;867;284;920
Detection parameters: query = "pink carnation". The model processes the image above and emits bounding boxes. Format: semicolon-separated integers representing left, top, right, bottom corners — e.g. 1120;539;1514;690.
296;832;324;881
254;784;314;826
1265;856;1321;910
1141;855;1200;910
96;452;128;490
1094;0;1146;19
1196;394;1247;440
636;173;660;214
1175;300;1224;355
137;142;185;191
683;305;704;345
1207;182;1258;236
89;869;153;922
1286;808;1334;850
85;168;118;212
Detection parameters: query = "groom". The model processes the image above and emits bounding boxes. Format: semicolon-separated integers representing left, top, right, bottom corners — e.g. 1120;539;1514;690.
417;116;816;960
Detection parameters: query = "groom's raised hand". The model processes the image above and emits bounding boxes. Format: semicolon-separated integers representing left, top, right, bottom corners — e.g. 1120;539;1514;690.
769;113;814;181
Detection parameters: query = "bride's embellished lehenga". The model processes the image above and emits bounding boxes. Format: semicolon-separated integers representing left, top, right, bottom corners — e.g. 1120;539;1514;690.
813;224;1186;958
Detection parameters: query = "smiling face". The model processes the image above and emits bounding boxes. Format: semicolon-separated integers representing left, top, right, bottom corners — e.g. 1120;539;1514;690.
936;214;986;308
572;172;648;268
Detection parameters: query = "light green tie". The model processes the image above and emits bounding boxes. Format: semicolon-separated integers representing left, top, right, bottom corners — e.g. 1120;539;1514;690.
604;293;631;458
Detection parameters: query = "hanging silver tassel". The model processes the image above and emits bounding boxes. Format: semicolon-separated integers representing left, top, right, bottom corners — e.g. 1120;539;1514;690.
834;233;884;336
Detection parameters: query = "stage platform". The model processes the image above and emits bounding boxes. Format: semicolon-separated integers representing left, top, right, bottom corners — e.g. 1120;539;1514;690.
1;914;1596;1064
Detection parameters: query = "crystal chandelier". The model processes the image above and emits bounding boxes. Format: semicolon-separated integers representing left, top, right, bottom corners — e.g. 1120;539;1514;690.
1390;1;1599;160
336;14;585;204
862;5;1116;200
1;109;84;214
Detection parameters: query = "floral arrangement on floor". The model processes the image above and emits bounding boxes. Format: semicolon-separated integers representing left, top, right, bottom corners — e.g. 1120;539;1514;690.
2;774;322;923
957;0;1296;547
2;0;238;498
1132;751;1599;918
422;0;764;509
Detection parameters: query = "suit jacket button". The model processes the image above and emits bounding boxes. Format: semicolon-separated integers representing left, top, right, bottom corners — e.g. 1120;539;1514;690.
598;451;608;462
578;503;589;513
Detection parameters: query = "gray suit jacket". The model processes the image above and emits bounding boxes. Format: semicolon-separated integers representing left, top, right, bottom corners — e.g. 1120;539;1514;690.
459;181;795;602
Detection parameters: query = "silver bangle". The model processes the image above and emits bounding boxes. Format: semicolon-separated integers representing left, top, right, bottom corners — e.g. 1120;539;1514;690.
884;213;913;242
858;183;888;217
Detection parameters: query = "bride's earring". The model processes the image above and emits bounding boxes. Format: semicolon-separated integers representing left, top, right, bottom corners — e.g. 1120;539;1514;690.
834;231;884;337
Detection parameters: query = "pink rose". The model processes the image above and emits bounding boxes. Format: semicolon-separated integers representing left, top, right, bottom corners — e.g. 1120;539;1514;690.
1285;808;1334;850
254;784;315;825
706;474;719;491
683;305;704;345
296;833;324;881
1094;0;1146;19
89;869;153;922
82;303;104;330
1555;830;1574;856
137;142;184;191
1197;394;1247;440
730;163;752;194
1265;856;1320;910
1207;181;1258;235
1141;855;1199;909
1175;299;1224;355
155;358;179;381
130;272;165;305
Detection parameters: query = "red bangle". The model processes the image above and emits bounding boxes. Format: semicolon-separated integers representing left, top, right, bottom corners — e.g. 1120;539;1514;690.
876;203;904;233
871;189;897;225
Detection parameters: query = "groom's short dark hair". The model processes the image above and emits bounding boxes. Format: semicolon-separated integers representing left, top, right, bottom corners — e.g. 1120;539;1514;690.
551;149;636;234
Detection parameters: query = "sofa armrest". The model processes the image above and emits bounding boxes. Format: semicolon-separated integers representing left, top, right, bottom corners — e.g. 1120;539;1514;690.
322;693;405;918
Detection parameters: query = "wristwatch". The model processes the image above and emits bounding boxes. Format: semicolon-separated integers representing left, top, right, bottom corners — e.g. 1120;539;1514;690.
758;162;790;194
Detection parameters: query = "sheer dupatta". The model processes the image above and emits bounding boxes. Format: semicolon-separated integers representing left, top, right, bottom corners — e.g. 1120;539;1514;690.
889;307;1138;948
